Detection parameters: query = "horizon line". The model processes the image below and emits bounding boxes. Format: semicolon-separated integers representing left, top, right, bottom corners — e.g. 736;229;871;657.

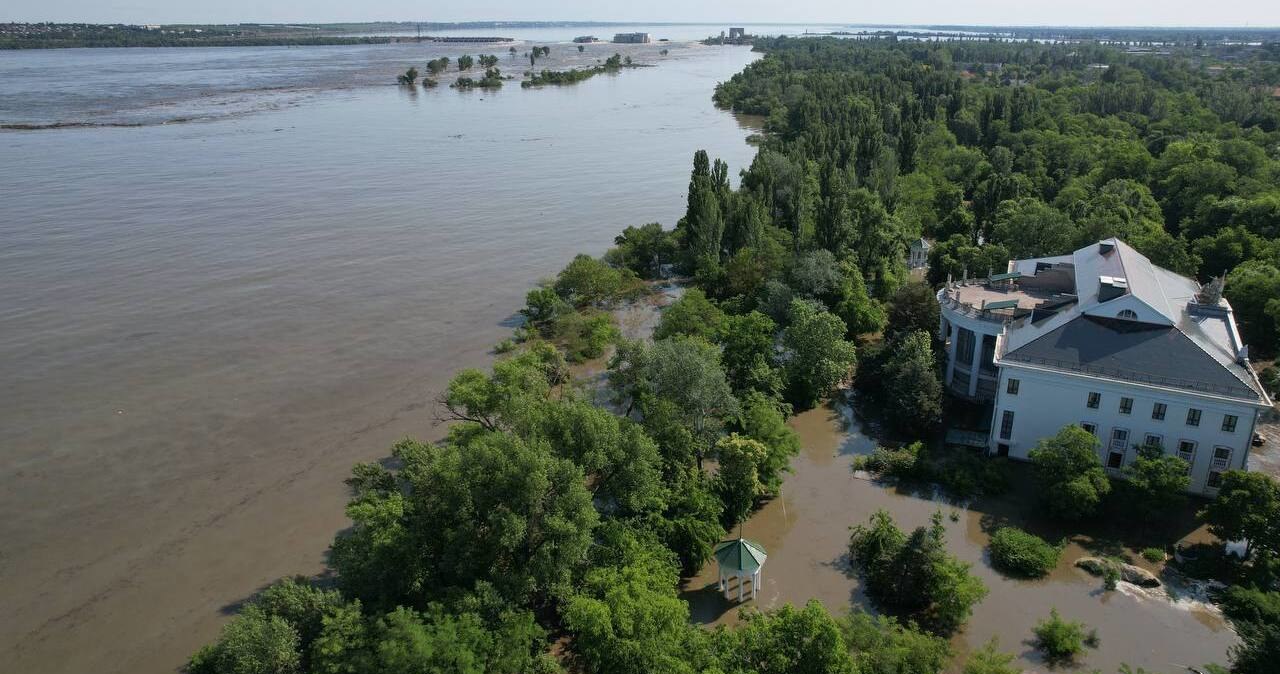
4;19;1280;30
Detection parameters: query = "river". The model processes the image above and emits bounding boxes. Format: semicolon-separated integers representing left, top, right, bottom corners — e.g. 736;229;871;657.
0;40;760;674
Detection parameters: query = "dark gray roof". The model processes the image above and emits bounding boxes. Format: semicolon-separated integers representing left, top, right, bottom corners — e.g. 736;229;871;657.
1002;315;1262;400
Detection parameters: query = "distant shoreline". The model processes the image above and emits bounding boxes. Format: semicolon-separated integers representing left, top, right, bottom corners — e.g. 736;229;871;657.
6;20;1280;50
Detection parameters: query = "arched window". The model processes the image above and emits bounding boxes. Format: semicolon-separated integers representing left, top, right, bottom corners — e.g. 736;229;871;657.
1117;309;1138;320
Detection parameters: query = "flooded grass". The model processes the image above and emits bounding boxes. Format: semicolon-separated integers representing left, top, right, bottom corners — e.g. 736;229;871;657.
685;398;1236;673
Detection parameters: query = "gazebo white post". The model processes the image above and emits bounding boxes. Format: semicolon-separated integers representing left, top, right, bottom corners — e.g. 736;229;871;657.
738;573;744;602
753;570;760;599
718;568;724;593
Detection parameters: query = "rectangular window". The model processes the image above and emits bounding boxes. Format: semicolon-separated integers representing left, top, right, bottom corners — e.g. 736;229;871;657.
1006;378;1020;395
1000;410;1015;440
1107;428;1129;470
980;335;998;376
957;328;975;366
1119;397;1133;415
1081;422;1098;436
1144;434;1163;449
1212;446;1232;470
1087;392;1101;409
1178;440;1196;466
1222;415;1238;433
1186;408;1201;427
1152;402;1167;421
1208;470;1224;489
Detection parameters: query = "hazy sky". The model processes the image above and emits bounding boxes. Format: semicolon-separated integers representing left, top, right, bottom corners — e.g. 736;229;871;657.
6;0;1280;27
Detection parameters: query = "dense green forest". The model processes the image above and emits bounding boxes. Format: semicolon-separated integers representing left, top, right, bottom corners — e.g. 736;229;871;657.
190;37;1280;674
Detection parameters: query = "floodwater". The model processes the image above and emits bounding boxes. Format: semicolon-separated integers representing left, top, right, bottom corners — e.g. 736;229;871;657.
684;401;1237;672
0;43;760;674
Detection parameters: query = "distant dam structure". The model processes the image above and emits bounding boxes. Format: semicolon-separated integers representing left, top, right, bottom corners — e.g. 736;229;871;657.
424;36;515;43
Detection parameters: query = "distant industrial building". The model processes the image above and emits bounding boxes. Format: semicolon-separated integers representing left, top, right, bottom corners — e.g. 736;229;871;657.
573;35;599;43
729;27;746;39
613;32;651;44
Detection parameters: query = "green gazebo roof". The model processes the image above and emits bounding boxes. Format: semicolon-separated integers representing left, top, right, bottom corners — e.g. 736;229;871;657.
714;538;767;573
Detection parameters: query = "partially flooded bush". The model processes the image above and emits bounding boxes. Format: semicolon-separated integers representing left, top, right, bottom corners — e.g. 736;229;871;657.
553;311;619;362
988;527;1061;578
1032;608;1090;663
855;442;923;479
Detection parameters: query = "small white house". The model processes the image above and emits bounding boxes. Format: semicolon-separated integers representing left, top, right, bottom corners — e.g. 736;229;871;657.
937;239;1273;496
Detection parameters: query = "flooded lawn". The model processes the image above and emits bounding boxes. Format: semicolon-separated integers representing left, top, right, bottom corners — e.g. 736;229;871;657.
683;400;1237;673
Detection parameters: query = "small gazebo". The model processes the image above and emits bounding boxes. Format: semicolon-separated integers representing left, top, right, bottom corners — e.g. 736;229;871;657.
713;537;767;602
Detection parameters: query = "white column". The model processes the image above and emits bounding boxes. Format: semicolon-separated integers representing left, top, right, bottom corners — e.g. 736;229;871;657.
945;323;958;388
967;335;981;398
738;574;744;602
752;570;759;599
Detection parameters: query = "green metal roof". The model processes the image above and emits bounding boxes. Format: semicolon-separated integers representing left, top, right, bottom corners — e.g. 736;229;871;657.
989;271;1022;281
714;538;767;573
983;299;1019;311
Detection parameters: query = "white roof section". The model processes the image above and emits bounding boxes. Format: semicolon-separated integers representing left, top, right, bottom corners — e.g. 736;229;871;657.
994;239;1270;405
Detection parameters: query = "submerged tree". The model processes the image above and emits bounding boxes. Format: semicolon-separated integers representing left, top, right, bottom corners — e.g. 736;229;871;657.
1027;426;1112;520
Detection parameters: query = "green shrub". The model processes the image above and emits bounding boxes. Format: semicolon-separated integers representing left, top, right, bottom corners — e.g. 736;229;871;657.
988;527;1061;578
939;453;1012;498
1103;565;1121;591
1032;608;1089;663
493;338;517;354
856;443;923;479
854;446;1012;499
1221;586;1280;626
1141;547;1165;563
553;311;620;362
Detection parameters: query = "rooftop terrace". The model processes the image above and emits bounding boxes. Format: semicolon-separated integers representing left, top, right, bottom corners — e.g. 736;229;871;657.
938;280;1065;323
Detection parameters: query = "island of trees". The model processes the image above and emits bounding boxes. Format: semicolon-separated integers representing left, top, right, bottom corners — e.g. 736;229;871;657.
193;34;1280;674
523;53;633;88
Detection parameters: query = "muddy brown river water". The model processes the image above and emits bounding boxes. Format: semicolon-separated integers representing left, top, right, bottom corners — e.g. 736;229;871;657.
0;43;759;674
683;402;1237;672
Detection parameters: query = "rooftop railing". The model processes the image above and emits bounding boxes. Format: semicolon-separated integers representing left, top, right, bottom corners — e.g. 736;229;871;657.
938;288;1023;324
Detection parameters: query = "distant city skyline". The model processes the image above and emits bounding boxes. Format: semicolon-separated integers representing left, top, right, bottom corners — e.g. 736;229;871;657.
6;1;1280;28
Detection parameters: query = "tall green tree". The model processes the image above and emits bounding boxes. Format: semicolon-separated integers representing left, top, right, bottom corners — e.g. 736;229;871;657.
1225;261;1280;355
1200;471;1280;559
1123;445;1190;524
331;431;598;609
1027;426;1112;520
713;601;857;674
782;299;858;409
877;331;943;436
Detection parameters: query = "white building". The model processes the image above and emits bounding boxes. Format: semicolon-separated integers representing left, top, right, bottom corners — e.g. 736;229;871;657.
937;239;1272;496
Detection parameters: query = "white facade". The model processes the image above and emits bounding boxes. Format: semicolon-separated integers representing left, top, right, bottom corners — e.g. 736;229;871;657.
936;239;1272;496
991;362;1257;494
